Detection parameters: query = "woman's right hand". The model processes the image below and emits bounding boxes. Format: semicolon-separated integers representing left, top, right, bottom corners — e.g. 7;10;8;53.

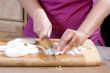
18;0;52;38
32;9;52;38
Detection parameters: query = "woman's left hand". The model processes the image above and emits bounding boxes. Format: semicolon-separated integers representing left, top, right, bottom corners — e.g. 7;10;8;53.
56;29;86;54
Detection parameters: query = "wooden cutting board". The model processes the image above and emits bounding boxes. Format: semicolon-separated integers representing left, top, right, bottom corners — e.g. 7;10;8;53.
0;39;101;67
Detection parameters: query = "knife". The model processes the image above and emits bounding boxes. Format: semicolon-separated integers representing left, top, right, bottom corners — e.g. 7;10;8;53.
37;35;56;61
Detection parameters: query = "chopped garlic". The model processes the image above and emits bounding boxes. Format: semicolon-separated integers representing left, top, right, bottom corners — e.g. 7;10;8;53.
66;46;87;55
44;48;55;55
0;38;88;57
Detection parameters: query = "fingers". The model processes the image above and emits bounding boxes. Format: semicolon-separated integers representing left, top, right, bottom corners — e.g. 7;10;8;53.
56;29;85;55
61;36;77;54
56;29;74;51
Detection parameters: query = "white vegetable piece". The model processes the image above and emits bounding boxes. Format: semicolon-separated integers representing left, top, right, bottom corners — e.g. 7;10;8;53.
3;38;39;57
0;46;7;51
0;38;88;57
26;44;39;54
66;46;87;55
4;46;30;57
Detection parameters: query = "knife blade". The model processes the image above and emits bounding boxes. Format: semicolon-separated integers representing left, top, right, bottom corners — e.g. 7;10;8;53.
36;36;56;61
39;36;54;49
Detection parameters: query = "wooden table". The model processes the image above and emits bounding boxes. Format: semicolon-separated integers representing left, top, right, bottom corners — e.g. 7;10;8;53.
0;46;109;73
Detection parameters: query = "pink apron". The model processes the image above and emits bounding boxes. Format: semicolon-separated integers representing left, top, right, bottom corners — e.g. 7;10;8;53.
23;0;104;45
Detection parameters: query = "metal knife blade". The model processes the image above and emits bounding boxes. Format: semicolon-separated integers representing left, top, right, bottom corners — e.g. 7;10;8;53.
37;36;56;61
39;36;54;49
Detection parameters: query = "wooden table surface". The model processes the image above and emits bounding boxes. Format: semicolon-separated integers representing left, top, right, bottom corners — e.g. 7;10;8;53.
0;46;109;73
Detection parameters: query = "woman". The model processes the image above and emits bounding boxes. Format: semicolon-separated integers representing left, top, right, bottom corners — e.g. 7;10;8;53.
19;0;110;54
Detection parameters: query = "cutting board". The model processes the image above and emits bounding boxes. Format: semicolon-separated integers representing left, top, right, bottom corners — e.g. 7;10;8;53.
0;39;101;67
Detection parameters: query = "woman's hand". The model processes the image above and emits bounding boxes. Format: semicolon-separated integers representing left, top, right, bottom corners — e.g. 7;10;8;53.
33;9;52;38
18;0;52;38
56;29;86;54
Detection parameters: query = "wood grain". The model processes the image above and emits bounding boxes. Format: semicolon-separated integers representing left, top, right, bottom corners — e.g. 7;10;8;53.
0;39;101;67
0;20;23;36
0;0;23;21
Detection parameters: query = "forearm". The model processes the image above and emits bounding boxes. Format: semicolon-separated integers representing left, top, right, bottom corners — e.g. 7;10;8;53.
18;0;52;37
77;0;110;39
18;0;43;17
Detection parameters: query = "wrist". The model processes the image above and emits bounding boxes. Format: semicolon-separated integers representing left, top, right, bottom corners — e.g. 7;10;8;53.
76;29;88;40
32;9;46;19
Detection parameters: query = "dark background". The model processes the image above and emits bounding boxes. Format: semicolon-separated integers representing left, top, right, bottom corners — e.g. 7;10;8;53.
101;15;110;46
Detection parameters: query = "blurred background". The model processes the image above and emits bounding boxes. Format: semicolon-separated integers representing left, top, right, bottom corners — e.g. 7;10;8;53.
0;0;27;39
